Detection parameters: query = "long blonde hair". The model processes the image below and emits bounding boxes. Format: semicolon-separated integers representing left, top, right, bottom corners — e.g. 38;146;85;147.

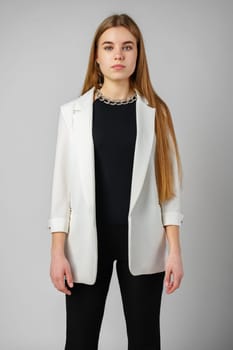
81;13;183;204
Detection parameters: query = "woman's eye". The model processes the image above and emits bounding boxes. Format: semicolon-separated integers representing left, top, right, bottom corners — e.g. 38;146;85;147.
104;46;113;51
123;45;133;51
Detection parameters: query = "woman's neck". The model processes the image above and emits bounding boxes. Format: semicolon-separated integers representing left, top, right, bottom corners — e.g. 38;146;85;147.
100;80;134;100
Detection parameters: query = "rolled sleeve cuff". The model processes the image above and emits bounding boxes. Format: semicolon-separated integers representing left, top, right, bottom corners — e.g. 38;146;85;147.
48;217;70;234
161;212;184;226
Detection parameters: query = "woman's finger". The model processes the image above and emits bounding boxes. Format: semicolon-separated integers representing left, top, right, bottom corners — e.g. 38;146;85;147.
166;271;183;293
65;264;74;289
164;266;172;288
56;276;72;295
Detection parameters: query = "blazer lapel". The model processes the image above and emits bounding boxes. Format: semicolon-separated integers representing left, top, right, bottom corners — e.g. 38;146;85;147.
129;93;156;214
72;87;96;211
71;87;156;215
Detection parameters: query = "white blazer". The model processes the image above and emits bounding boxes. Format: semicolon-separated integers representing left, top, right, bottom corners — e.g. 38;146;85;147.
48;87;184;284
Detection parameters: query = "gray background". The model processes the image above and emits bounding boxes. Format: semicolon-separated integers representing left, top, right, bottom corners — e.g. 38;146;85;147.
0;0;232;349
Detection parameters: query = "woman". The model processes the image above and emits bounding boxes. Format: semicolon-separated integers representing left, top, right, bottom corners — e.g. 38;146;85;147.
48;13;184;350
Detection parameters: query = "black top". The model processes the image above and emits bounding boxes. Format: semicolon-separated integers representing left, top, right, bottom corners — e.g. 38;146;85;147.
92;98;137;225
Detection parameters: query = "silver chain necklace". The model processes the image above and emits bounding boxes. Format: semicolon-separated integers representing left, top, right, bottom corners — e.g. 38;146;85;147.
95;89;137;105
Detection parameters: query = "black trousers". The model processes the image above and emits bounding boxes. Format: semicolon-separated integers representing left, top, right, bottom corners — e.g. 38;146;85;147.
65;222;165;350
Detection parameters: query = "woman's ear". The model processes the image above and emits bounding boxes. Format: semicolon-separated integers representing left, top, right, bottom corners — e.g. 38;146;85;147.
95;50;100;64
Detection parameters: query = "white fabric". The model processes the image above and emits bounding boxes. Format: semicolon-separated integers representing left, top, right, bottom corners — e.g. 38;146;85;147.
48;87;184;284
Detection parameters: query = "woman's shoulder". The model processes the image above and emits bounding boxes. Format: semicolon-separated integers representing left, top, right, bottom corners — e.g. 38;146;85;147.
57;87;95;128
60;87;95;114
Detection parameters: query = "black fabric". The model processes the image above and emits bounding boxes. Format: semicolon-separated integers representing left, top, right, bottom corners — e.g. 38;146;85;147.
65;223;165;350
92;99;137;225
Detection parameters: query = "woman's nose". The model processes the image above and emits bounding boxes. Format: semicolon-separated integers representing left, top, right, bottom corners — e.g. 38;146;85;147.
114;48;124;60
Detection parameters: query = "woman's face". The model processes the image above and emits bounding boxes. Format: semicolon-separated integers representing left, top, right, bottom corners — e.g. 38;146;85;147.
96;26;138;84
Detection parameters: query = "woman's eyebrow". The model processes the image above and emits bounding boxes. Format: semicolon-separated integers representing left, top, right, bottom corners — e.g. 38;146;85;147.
101;41;135;45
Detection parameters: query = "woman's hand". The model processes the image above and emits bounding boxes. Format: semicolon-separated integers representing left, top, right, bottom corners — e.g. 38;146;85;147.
50;232;73;295
164;252;184;294
50;254;74;295
163;225;184;294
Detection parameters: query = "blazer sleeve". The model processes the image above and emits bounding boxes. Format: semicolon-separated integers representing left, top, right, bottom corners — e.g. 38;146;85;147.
160;133;184;226
47;107;71;234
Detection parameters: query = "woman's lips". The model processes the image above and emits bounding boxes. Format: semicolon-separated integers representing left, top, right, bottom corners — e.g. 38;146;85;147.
111;64;126;70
